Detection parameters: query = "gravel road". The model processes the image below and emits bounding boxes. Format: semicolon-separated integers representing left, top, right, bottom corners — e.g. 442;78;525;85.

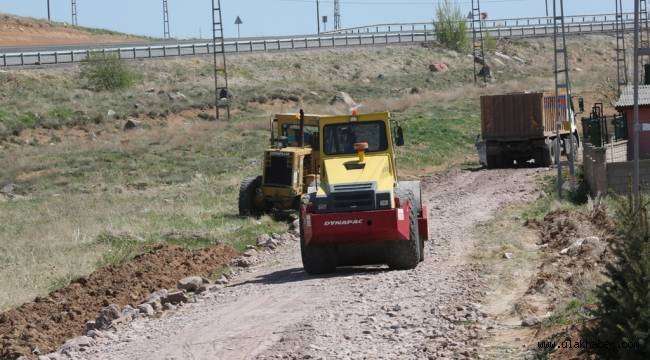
75;167;545;360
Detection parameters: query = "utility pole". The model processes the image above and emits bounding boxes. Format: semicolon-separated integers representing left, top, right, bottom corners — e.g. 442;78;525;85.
47;0;51;22
316;0;321;34
545;0;549;17
634;0;642;207
211;0;230;120
616;0;628;95
71;0;78;26
334;0;341;30
162;0;171;39
471;0;487;83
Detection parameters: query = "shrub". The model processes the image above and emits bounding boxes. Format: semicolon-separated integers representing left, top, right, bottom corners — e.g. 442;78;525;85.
582;194;650;359
79;52;135;91
484;30;497;51
434;0;469;51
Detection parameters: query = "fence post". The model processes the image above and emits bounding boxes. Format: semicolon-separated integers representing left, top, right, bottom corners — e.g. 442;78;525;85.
162;46;166;57
148;47;152;58
192;44;195;56
593;147;608;195
133;47;136;59
2;53;6;67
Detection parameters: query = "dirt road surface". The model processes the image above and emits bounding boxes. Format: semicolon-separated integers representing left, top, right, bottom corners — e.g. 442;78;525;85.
74;168;545;360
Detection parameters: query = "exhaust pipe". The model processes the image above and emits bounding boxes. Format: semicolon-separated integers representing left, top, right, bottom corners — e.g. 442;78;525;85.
299;109;305;148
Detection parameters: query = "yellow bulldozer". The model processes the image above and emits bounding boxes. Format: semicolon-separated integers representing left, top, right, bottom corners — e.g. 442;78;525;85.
238;111;322;215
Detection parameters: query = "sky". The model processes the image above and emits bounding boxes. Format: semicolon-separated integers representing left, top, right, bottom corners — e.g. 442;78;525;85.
0;0;636;39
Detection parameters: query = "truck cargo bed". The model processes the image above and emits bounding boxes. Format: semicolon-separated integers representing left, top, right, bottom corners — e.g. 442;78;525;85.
481;92;569;140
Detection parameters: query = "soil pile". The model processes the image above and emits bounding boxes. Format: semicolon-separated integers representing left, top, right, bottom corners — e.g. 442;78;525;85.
0;13;142;47
526;206;616;302
524;206;618;359
0;244;237;359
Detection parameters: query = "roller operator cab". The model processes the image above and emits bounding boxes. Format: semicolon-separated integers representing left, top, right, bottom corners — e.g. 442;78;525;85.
299;112;429;274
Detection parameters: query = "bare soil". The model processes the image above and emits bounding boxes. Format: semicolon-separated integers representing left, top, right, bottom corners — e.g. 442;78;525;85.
54;167;546;360
0;245;237;359
0;13;142;47
481;204;619;359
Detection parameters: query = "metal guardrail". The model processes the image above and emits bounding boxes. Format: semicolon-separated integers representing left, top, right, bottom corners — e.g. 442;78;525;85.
322;12;635;35
0;15;636;68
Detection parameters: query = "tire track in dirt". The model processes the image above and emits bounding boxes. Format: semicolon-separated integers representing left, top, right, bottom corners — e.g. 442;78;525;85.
76;167;546;360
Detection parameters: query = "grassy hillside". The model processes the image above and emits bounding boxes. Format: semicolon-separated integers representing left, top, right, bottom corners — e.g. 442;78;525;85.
0;35;619;310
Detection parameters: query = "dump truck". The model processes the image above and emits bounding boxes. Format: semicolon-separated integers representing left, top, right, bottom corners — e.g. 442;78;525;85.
238;112;321;215
299;111;429;274
476;92;583;168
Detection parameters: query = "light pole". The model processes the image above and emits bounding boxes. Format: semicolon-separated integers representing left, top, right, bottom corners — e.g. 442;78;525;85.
545;0;549;17
47;0;51;22
316;0;321;34
634;0;641;207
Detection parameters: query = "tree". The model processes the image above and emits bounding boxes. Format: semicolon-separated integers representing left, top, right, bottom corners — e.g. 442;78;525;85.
433;0;468;51
583;194;650;359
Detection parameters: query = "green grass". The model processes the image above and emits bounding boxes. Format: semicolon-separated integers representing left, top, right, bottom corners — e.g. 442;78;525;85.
396;99;480;170
544;294;597;326
0;116;288;310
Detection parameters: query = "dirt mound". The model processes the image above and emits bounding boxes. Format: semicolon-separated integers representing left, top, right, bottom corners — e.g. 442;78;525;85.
0;13;142;47
0;244;237;359
526;207;616;301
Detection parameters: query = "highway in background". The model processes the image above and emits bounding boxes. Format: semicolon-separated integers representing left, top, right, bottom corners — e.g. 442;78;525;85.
0;12;634;68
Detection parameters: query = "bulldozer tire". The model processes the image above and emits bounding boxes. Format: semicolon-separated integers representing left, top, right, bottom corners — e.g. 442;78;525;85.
300;215;337;275
386;191;421;270
238;176;262;217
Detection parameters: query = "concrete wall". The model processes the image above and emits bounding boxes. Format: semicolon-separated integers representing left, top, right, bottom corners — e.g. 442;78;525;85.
583;143;608;195
583;141;650;195
607;160;650;193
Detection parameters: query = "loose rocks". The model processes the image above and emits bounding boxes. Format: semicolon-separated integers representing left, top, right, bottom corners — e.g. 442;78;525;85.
177;276;209;292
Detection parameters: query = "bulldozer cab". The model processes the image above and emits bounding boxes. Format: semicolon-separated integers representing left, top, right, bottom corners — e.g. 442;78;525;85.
249;114;323;212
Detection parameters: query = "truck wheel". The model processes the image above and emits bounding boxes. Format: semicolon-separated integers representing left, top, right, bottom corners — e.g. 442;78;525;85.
486;155;499;169
300;216;337;275
386;191;421;270
238;176;262;216
537;143;553;167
